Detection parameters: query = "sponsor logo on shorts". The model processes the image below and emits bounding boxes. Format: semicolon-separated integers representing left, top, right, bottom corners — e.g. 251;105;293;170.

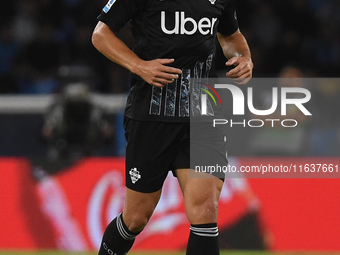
129;167;141;184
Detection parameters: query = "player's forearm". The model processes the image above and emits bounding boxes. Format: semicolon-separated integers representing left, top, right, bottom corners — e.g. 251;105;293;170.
93;22;181;87
92;21;143;75
217;30;251;61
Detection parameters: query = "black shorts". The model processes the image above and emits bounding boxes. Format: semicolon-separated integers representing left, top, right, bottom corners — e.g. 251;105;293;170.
124;118;227;193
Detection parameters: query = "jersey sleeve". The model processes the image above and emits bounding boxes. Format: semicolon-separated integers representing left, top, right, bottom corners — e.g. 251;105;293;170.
217;0;239;36
97;0;144;32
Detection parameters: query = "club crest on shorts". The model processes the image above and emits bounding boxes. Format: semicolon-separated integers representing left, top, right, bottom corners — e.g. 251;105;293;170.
129;167;141;184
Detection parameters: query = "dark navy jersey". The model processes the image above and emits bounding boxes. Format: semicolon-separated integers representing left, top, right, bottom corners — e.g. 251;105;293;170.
98;0;239;122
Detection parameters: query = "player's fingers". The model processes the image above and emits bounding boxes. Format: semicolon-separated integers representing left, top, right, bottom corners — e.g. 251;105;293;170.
227;65;242;77
157;58;175;65
156;71;179;80
150;80;166;87
227;59;252;77
235;70;251;79
156;59;182;75
235;77;251;85
152;74;175;84
233;73;252;85
155;77;175;84
231;64;250;77
161;65;182;75
225;57;239;66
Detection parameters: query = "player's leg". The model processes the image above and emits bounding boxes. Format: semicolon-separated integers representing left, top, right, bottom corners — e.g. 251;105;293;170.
123;187;162;232
98;187;161;255
177;169;223;255
99;118;172;255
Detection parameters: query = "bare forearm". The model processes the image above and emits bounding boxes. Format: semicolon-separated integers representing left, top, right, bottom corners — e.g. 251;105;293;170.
92;21;142;74
92;21;181;87
217;29;253;84
217;29;251;60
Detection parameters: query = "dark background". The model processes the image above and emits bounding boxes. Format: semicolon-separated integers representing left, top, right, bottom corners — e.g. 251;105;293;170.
0;0;339;159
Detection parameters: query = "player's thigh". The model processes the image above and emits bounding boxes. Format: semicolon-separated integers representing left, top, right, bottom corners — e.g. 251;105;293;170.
176;169;223;224
122;187;162;230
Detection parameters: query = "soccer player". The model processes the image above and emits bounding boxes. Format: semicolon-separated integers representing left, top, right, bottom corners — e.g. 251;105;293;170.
92;0;253;254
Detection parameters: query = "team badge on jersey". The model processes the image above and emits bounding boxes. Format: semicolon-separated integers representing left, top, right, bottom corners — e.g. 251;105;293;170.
103;0;116;13
209;0;216;4
129;167;141;184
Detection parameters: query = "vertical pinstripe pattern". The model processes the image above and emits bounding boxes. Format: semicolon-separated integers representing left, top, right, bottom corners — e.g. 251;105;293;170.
149;86;163;115
191;61;204;116
164;79;178;116
179;69;190;117
148;55;214;117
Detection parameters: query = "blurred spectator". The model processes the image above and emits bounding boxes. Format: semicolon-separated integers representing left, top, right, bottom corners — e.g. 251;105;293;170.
0;0;339;157
0;0;339;94
314;0;340;27
0;2;15;28
249;3;280;51
248;65;309;156
268;29;302;75
11;0;40;44
0;26;20;93
15;23;61;94
29;80;114;248
307;80;340;156
42;83;112;158
313;23;340;76
276;0;317;36
37;0;63;28
35;82;113;174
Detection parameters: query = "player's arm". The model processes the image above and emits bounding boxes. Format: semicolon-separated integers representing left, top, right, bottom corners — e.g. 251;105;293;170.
217;29;253;84
92;21;181;87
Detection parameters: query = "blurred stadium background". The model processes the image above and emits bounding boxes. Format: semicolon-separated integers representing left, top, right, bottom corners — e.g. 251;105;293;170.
1;0;340;254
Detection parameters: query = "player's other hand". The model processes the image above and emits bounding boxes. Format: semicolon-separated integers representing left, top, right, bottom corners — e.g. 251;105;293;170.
135;58;182;87
225;56;253;85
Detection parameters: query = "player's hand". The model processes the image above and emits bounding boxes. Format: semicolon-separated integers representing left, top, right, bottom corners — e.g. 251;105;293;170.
226;56;253;85
135;58;182;87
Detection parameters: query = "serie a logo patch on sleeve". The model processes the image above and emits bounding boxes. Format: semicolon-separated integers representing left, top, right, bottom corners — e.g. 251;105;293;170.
103;0;116;13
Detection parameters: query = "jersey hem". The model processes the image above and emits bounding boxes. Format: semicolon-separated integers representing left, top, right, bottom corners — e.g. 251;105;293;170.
124;113;189;123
